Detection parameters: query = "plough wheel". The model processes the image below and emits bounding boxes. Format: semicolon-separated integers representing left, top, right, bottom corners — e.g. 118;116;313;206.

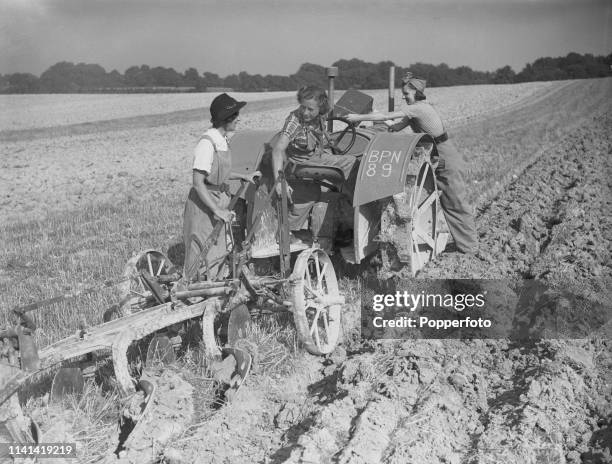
145;335;176;368
380;159;449;276
115;250;175;317
290;248;342;355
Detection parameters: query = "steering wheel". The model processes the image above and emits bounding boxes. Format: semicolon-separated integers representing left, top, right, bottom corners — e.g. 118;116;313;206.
326;116;357;156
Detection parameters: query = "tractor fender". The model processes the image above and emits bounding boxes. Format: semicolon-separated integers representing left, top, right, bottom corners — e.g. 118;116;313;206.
227;129;278;196
352;132;435;207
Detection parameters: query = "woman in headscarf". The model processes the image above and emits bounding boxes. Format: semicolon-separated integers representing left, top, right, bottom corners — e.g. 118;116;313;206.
183;93;260;281
345;74;478;254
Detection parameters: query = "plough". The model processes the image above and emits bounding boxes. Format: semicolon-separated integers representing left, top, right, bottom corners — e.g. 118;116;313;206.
1;174;345;460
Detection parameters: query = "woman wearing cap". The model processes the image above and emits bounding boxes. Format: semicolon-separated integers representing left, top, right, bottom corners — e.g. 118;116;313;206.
183;93;260;281
345;74;478;254
272;85;357;237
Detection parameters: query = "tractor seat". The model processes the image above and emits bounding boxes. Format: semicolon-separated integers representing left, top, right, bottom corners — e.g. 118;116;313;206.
287;163;345;191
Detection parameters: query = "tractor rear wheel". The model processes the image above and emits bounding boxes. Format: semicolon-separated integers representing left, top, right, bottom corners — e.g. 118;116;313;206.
290;248;342;355
379;159;449;277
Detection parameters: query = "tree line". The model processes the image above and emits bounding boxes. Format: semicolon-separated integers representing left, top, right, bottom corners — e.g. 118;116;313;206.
1;52;610;94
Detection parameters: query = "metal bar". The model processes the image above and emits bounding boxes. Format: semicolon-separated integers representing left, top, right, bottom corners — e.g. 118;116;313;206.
277;171;291;278
174;287;231;299
186;280;239;291
156;273;182;283
389;66;395;111
326;66;338;132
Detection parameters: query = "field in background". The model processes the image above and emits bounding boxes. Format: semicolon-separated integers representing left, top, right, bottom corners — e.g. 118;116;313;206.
0;81;558;132
0;91;295;130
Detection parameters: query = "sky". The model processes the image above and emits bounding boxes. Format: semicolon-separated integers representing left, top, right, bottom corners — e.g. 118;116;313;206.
1;0;610;77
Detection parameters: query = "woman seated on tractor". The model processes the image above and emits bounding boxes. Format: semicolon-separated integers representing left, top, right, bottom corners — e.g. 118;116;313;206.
271;85;358;247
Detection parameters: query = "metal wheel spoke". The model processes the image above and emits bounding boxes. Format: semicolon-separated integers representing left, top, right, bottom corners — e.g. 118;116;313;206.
314;253;321;290
415;229;436;250
129;289;147;298
146;253;154;276
309;307;322;335
319;262;328;287
304;285;318;298
304;265;314;294
415;165;429;209
417;192;437;218
156;259;165;277
322;310;330;335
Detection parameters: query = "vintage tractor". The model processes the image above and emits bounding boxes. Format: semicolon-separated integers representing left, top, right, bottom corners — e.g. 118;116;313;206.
229;79;450;278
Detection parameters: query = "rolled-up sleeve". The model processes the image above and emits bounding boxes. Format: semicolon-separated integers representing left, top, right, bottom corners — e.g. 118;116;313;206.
193;139;214;173
280;113;300;141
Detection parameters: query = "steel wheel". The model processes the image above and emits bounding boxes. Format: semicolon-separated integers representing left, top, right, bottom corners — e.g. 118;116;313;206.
408;160;442;274
379;159;448;276
115;250;176;316
290;248;343;355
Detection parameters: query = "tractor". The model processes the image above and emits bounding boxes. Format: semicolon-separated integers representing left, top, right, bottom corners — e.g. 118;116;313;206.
229;71;450;279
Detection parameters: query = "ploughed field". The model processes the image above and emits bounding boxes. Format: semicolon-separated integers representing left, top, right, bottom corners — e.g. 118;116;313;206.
0;79;611;463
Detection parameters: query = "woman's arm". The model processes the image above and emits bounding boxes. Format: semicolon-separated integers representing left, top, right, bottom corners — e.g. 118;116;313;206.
272;134;290;180
271;134;294;198
345;111;406;123
227;170;262;183
192;170;233;222
388;117;411;132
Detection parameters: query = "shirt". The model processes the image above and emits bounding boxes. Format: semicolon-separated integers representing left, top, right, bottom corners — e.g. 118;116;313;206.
193;128;229;173
280;109;328;156
401;101;446;138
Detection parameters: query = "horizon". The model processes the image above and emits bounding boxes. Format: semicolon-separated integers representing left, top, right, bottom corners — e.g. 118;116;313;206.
1;0;611;76
2;50;610;79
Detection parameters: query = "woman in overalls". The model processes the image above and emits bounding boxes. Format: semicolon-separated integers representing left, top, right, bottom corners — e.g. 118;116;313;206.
183;93;260;281
344;74;478;254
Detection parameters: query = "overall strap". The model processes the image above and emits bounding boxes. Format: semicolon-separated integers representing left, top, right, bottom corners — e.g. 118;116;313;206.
200;134;218;151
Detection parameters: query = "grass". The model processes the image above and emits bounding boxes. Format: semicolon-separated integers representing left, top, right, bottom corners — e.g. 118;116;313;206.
0;191;185;346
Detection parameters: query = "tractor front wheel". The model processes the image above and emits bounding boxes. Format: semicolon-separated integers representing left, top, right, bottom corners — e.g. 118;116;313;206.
289;248;343;355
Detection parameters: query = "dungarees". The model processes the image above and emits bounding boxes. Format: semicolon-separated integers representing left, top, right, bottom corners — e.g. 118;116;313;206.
183;135;232;280
404;104;478;253
285;116;357;234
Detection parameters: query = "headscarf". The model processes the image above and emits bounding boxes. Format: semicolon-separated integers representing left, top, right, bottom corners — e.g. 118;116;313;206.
402;72;427;99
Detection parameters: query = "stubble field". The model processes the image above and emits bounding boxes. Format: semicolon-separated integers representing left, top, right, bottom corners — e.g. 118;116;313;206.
1;78;610;463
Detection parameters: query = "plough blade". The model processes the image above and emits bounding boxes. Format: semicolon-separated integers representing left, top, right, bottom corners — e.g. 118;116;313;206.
221;347;252;401
50;367;84;404
145;335;176;368
1;416;42;445
115;379;156;457
227;304;251;346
